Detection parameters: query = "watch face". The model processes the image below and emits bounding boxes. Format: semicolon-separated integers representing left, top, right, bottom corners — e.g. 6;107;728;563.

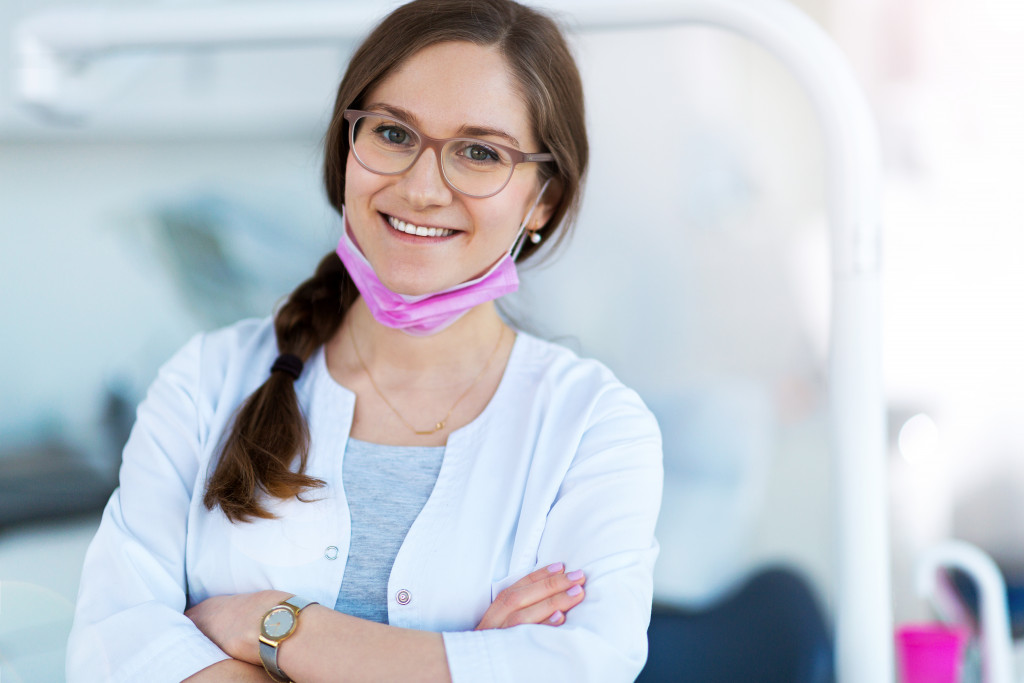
262;607;296;639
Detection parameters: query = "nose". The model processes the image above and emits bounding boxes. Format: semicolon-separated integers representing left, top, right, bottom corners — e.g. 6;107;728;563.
397;146;453;208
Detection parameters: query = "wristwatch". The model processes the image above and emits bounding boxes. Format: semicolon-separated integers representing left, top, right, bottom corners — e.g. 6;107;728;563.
258;595;318;683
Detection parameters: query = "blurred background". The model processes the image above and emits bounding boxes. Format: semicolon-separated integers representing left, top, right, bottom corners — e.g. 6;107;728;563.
2;0;1023;679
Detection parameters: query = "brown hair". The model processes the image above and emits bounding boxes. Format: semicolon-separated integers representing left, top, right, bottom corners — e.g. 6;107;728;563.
205;0;589;522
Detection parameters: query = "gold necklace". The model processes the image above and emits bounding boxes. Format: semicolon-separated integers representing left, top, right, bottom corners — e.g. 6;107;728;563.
348;325;505;436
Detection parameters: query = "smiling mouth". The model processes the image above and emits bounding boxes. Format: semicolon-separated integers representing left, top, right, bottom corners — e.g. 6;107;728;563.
385;214;456;238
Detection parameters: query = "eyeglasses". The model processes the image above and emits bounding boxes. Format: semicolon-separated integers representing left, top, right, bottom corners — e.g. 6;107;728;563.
343;109;554;198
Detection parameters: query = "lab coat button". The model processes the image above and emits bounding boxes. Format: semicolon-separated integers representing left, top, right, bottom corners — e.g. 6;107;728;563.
396;589;411;605
324;546;339;560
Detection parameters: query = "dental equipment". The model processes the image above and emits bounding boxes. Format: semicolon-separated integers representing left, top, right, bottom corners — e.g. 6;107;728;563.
916;540;1014;683
12;1;887;680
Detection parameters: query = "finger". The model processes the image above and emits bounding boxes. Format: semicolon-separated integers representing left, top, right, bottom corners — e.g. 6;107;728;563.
503;583;586;628
501;568;586;610
475;567;586;630
500;562;568;595
493;569;585;622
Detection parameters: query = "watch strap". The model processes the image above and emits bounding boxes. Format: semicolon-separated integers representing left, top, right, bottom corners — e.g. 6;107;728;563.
259;640;292;683
284;595;317;612
259;595;319;683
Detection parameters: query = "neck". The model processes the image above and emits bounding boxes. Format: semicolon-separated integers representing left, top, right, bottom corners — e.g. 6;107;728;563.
338;298;508;378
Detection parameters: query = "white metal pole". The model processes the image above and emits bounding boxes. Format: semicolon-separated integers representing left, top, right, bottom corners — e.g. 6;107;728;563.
12;2;889;680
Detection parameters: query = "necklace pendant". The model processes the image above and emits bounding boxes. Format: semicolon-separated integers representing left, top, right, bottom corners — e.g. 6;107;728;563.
414;422;444;436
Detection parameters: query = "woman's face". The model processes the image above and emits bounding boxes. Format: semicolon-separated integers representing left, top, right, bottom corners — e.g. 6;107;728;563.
343;41;554;297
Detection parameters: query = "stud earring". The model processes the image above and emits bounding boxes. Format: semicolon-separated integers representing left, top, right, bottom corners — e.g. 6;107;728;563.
529;231;543;244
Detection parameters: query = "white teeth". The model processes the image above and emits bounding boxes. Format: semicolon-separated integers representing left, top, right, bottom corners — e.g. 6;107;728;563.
387;215;454;238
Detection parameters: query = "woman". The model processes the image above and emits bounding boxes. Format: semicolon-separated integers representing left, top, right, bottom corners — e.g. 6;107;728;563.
67;0;663;680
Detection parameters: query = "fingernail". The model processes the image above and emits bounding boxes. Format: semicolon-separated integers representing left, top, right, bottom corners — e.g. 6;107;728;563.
548;610;564;624
567;569;584;581
547;562;565;573
567;585;583;597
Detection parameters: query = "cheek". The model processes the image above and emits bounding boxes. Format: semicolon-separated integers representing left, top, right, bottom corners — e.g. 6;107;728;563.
472;203;526;253
344;152;381;207
497;186;538;230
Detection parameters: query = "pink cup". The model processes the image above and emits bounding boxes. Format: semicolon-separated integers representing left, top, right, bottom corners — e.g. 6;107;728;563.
895;624;969;683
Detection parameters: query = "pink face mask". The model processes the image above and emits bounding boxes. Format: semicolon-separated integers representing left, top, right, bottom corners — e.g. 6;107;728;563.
335;180;550;336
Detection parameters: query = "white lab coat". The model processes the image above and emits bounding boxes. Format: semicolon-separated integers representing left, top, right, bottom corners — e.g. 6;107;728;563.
67;317;663;682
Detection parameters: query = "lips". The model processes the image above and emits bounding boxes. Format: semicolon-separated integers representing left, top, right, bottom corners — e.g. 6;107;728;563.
385;214;456;238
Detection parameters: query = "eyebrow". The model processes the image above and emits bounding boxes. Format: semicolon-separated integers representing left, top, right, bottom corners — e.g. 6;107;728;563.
364;102;522;149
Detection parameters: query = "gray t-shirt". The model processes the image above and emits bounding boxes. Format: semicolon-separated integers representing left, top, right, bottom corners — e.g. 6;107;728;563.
333;437;445;623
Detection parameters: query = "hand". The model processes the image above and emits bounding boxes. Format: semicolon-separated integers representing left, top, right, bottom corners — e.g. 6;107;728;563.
475;563;586;630
186;590;290;665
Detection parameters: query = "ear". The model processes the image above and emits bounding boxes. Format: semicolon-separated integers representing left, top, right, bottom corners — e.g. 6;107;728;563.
530;176;563;230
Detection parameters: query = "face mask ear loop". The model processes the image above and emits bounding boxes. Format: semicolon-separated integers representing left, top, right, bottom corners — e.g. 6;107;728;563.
510;177;552;261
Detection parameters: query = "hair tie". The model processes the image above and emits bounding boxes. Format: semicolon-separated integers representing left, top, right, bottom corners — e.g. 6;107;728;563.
271;353;304;380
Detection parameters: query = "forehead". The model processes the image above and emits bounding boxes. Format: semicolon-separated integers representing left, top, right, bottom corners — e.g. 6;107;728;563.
362;41;537;149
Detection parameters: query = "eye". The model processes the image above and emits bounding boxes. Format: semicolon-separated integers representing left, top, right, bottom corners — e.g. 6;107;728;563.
459;143;501;164
373;123;414;146
469;145;498;162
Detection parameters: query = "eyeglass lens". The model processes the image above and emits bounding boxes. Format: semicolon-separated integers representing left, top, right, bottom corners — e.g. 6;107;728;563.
350;114;515;197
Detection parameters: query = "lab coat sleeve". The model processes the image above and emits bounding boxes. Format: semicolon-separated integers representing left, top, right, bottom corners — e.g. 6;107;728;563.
66;333;230;683
442;383;664;682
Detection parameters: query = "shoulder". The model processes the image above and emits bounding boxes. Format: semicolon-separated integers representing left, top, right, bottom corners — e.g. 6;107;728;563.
509;331;660;437
189;316;277;379
155;316;278;422
510;331;618;386
195;316;277;365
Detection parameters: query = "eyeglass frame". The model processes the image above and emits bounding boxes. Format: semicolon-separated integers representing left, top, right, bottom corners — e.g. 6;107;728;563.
343;109;555;199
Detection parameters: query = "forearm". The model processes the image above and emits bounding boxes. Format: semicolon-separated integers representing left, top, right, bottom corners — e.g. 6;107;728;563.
184;659;271;682
188;591;451;683
274;605;450;683
190;562;587;683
